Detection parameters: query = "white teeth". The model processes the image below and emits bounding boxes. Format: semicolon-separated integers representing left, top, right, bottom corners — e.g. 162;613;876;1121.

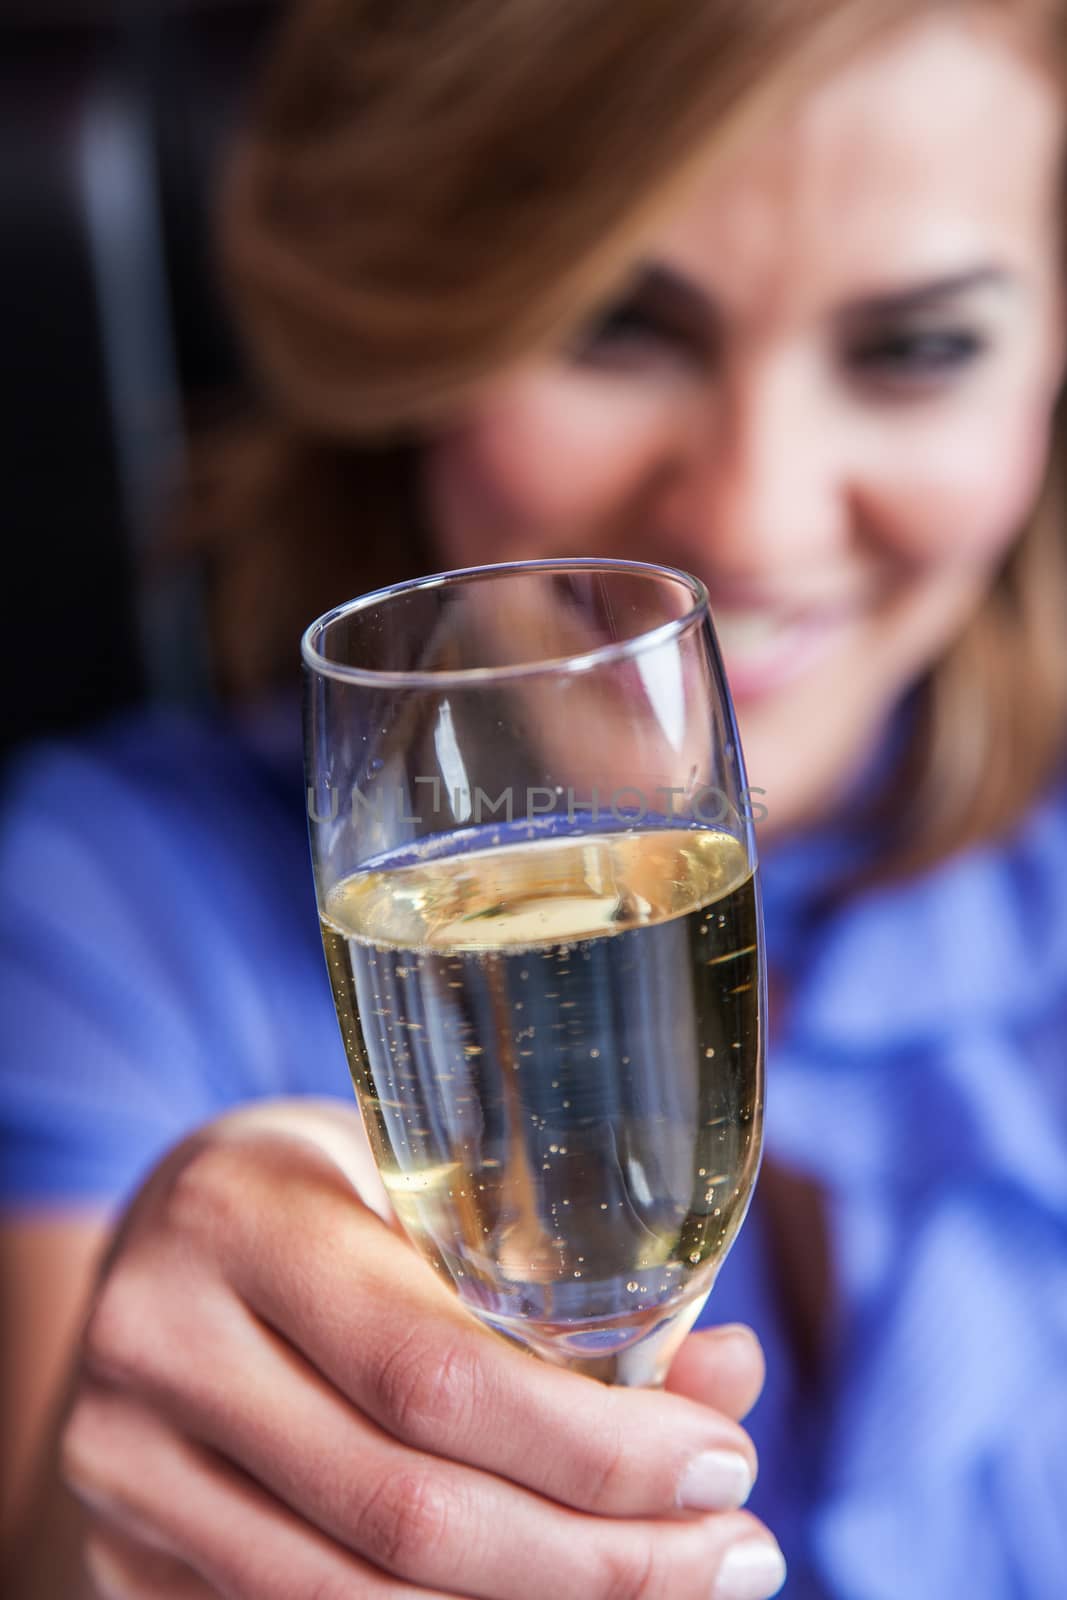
712;611;787;653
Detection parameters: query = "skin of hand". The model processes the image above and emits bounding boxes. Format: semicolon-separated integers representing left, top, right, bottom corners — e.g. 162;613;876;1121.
56;1100;782;1600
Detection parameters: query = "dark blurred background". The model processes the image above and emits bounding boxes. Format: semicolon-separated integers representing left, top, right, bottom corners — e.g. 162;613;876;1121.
2;1;282;760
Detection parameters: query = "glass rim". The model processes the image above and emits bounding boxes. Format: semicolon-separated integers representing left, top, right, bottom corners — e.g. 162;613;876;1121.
301;557;710;689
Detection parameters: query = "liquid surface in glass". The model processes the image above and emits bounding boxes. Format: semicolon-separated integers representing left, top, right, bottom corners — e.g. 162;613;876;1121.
321;823;762;1361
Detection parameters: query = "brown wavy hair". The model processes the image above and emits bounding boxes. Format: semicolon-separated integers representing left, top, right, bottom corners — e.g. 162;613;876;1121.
181;0;1067;884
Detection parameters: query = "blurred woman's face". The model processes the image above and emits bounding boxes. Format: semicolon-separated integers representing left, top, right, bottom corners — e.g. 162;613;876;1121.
423;12;1066;836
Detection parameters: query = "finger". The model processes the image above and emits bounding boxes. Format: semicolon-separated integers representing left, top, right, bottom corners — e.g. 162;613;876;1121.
665;1325;766;1421
85;1523;219;1599
86;1285;767;1598
208;1097;405;1232
198;1133;760;1517
67;1384;785;1600
65;1388;458;1600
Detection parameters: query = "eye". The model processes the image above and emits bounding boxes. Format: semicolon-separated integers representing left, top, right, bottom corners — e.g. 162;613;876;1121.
569;298;704;369
846;327;987;388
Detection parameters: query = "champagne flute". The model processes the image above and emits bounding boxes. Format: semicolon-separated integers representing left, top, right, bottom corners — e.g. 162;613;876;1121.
302;558;764;1388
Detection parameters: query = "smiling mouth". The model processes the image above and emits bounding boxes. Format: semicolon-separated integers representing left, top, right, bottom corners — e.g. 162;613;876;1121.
548;570;862;700
712;605;859;699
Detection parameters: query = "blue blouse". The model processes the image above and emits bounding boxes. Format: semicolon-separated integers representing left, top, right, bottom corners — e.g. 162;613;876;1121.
2;695;1065;1599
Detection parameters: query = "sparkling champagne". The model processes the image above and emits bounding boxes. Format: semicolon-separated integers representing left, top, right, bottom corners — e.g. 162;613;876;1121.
321;823;762;1365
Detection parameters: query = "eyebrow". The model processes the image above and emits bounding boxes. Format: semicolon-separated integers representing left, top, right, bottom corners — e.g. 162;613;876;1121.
622;261;1013;329
839;265;1014;319
625;263;714;327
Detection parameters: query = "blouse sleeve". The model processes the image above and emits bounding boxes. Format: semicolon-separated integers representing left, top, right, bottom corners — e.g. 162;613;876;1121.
0;711;343;1211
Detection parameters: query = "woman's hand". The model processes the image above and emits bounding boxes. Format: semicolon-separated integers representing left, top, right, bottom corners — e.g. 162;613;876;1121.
62;1101;785;1599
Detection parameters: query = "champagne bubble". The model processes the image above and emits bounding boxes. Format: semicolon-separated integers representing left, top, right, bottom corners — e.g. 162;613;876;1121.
324;825;759;1343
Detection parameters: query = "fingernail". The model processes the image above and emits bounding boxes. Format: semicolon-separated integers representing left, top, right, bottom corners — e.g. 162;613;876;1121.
701;1323;761;1355
712;1538;787;1600
677;1449;754;1510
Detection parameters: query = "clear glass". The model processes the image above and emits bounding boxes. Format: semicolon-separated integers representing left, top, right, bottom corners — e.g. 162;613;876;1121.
303;559;765;1387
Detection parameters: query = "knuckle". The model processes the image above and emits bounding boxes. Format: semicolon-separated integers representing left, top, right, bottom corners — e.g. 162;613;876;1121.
60;1399;99;1495
373;1326;483;1445
350;1466;453;1579
574;1417;631;1511
81;1273;155;1390
160;1140;244;1246
595;1537;661;1600
61;1390;120;1505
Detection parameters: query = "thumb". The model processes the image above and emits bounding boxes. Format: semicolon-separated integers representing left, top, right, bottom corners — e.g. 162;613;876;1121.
665;1324;766;1421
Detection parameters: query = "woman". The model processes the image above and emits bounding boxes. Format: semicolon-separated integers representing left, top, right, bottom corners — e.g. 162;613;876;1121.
4;0;1067;1595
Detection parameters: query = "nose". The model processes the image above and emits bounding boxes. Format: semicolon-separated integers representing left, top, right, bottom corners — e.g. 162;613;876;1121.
662;359;854;587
